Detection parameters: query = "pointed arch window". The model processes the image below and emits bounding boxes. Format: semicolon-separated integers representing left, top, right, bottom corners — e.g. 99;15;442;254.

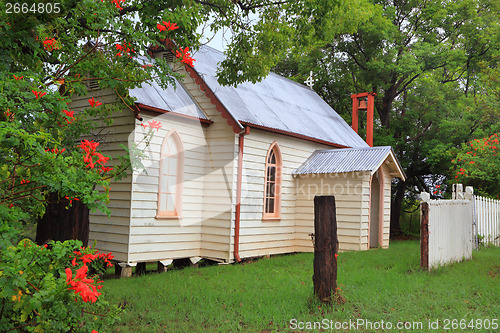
157;130;183;218
263;142;282;220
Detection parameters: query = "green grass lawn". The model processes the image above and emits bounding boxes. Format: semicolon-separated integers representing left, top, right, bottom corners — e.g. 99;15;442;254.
102;241;499;332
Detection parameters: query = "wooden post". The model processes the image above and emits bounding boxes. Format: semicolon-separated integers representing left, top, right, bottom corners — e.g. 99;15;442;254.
114;263;122;276
351;96;359;133
136;262;146;275
420;194;430;271
313;196;338;303
366;94;375;147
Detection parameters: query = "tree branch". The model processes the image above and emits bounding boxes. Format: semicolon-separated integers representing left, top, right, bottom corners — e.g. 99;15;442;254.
236;0;289;11
405;121;432;143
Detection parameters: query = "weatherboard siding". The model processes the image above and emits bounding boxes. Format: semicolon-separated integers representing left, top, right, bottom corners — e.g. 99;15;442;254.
237;128;332;258
179;70;237;262
295;172;370;252
128;112;206;262
199;112;236;261
69;89;134;262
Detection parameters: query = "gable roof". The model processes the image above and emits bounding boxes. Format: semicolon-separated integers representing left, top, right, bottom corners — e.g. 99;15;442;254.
293;146;406;180
191;46;369;148
130;76;209;121
131;46;369;148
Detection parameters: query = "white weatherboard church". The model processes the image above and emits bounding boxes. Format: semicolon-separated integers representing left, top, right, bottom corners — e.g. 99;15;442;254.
70;45;405;275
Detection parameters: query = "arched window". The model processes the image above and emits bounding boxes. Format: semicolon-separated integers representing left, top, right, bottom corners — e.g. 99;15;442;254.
157;130;183;218
263;142;282;220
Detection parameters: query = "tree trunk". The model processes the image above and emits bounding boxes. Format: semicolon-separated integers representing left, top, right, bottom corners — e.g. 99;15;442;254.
313;196;338;303
390;180;407;236
376;86;398;129
36;193;89;246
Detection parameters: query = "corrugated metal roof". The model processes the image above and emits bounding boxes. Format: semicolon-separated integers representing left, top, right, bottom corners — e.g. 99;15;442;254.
130;46;369;147
130;73;208;120
191;46;369;148
293;146;394;175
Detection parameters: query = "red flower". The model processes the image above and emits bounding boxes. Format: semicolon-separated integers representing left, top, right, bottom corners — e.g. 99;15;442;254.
86;159;96;169
79;140;100;153
62;110;75;124
88;97;102;108
101;166;113;173
75;265;88;280
32;90;47;99
81;253;99;265
13;75;23;80
148;120;162;131
79;140;111;170
43;37;58;51
157;23;167;32
141;123;149;129
162;21;179;31
115;42;135;58
65;268;73;283
112;0;125;10
176;47;195;67
93;152;110;166
66;264;102;303
20;179;30;185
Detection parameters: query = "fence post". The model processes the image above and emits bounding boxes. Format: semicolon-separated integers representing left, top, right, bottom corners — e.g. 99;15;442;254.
313;195;338;303
420;192;430;271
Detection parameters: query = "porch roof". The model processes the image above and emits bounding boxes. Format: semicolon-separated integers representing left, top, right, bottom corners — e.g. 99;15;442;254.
293;146;406;180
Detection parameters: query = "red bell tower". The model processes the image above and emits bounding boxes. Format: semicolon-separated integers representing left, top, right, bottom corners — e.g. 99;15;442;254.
351;92;377;147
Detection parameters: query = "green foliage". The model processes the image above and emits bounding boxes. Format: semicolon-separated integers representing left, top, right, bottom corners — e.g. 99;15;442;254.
214;0;376;86
452;134;500;198
273;0;500;230
0;73;114;228
0;239;119;332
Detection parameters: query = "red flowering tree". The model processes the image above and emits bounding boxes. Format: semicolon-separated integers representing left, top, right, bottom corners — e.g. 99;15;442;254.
451;134;500;198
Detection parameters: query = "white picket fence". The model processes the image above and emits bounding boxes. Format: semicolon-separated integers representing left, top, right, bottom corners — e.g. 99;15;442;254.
420;187;473;269
474;195;500;247
420;185;500;270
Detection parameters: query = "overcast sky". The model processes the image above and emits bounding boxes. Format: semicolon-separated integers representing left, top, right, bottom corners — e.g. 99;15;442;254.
197;23;230;52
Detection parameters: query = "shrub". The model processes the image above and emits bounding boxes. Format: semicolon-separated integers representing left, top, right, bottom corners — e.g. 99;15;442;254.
0;239;119;332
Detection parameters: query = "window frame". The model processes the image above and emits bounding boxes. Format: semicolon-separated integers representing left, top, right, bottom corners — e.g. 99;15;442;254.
262;141;282;220
156;129;184;219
